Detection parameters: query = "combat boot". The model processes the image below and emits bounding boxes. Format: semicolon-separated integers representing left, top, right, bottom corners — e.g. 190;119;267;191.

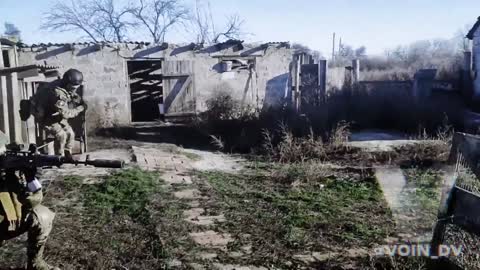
63;150;74;162
27;242;60;270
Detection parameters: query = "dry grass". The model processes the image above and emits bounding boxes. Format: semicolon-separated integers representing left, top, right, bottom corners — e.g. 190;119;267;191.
210;134;225;151
197;83;464;157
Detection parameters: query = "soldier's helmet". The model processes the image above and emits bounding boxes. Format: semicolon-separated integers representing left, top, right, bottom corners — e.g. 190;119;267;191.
62;69;83;87
0;131;8;155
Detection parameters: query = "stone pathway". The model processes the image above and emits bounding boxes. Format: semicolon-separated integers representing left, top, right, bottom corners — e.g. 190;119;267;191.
374;165;450;243
132;143;265;269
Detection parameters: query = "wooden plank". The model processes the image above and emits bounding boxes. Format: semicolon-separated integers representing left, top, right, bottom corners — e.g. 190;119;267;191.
319;60;327;103
7;48;16;67
6;72;22;143
163;73;190;78
162;60;195;115
211;55;260;58
23;74;46;83
0;76;9;136
25;82;36;144
17;68;39;79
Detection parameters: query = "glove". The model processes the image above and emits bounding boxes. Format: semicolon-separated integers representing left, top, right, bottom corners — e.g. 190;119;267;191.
71;93;82;104
77;105;86;113
83;101;88;111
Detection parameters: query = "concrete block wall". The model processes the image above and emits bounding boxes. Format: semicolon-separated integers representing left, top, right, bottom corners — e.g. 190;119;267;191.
17;45;130;130
17;43;293;130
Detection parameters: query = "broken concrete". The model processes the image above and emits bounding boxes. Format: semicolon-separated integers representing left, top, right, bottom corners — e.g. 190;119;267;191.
174;188;203;199
189;230;233;249
196;252;218;260
212;264;268;270
375;167;407;210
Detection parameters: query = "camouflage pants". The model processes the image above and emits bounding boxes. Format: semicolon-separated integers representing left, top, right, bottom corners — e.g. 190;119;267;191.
0;205;55;266
43;122;75;156
0;204;55;242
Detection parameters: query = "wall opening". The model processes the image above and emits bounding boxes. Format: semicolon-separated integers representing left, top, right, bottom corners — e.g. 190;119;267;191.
2;50;11;67
127;60;163;122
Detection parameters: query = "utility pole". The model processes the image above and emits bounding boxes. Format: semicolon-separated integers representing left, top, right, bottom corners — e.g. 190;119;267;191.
332;32;336;63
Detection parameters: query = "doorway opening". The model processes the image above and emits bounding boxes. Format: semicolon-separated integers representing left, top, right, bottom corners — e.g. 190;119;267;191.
127;60;163;122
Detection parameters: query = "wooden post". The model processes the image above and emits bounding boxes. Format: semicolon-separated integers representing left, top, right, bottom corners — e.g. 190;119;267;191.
295;58;301;112
6;72;22;143
0;41;4;68
24;82;36;144
0;76;9;137
352;59;360;83
318;60;327;103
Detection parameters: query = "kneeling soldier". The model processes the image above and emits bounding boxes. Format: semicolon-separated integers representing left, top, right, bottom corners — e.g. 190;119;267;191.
0;132;59;270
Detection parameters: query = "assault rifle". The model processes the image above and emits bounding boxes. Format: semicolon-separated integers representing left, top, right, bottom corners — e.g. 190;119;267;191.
0;143;124;192
0;143;124;169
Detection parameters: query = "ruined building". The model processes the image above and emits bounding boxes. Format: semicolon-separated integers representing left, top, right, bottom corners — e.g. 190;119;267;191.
11;40;292;130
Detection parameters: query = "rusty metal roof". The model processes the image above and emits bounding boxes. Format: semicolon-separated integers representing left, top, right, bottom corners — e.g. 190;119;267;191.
0;38;17;46
467;16;480;40
17;40;291;49
18;41;152;48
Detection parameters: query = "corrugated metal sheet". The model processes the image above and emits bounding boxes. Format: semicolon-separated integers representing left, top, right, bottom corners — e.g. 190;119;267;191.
17;40;291;50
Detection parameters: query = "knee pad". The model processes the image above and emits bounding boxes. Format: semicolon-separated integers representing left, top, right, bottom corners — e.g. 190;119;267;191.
54;131;67;141
31;205;55;230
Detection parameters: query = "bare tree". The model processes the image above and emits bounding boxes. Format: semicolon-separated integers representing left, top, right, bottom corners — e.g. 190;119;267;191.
42;0;132;42
89;0;135;42
191;0;245;44
129;0;190;44
212;14;244;43
291;43;324;61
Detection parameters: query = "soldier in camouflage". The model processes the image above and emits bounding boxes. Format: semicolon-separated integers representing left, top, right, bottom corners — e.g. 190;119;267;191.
0;131;59;270
30;69;87;159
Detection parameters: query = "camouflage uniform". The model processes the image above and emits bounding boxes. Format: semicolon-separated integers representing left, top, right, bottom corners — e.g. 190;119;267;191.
0;132;59;270
30;80;85;156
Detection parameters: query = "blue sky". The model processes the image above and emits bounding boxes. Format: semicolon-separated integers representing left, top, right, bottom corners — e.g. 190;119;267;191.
0;0;478;55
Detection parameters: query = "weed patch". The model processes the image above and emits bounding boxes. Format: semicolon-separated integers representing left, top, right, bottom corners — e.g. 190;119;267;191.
83;168;161;222
37;168;169;269
197;164;395;268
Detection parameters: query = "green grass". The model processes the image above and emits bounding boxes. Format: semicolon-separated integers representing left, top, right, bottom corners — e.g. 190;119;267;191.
62;175;84;189
38;167;174;269
403;168;442;211
197;164;394;268
82;168;162;222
